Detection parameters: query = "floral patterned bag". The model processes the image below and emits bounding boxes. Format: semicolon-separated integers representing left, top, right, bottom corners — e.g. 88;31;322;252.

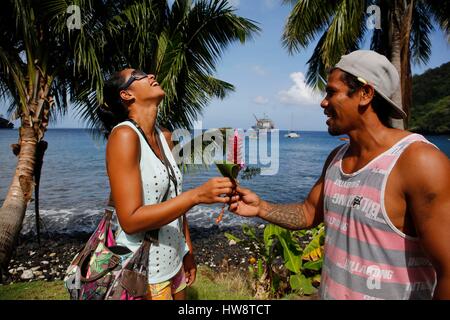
104;231;158;300
63;209;158;300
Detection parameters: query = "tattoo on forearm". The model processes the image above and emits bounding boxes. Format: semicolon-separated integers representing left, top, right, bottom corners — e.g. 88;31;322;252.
262;202;307;230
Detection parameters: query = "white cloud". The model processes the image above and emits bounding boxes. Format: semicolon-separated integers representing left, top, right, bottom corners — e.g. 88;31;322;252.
278;72;321;106
253;96;269;105
228;0;240;8
264;0;277;9
252;65;267;76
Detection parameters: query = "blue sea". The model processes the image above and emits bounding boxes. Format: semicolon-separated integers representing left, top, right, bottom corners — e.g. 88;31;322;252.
1;129;449;235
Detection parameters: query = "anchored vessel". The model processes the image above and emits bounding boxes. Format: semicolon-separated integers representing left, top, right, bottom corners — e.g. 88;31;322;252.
284;113;300;138
252;113;275;131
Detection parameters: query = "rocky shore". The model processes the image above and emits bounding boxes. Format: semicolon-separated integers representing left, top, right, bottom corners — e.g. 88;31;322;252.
3;224;260;284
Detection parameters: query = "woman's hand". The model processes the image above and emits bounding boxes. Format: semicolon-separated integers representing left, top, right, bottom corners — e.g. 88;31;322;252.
193;177;235;205
228;186;261;217
183;252;197;286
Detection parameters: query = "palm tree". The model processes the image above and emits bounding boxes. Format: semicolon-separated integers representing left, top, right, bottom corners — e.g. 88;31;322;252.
281;0;450;128
83;0;259;132
0;0;135;280
0;0;259;279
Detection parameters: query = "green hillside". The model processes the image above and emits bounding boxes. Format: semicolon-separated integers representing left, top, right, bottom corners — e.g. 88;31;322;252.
409;62;450;134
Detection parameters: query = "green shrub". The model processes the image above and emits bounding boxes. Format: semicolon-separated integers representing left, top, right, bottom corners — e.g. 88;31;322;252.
225;223;324;298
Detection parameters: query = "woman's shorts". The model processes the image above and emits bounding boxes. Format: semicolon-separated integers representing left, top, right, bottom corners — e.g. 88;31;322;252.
146;267;187;300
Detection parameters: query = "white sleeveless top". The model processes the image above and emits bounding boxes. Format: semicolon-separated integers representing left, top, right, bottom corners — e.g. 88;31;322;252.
112;120;189;284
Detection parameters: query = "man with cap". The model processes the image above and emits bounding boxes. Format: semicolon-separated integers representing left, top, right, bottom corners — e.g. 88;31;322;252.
229;50;450;300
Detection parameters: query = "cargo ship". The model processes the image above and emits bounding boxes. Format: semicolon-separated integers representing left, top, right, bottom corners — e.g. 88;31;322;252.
252;113;275;131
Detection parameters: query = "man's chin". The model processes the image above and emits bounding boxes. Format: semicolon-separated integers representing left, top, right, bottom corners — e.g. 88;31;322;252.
327;126;342;136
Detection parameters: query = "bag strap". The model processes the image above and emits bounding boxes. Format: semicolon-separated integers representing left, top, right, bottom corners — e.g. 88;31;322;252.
154;128;178;197
126;118;178;197
126;119;185;232
153;127;186;231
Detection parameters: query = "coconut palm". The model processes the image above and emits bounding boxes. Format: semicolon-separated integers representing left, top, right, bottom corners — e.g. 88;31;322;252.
83;0;259;132
282;0;450;127
0;0;143;280
0;0;259;279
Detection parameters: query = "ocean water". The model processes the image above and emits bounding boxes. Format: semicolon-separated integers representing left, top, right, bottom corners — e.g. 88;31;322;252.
1;129;449;235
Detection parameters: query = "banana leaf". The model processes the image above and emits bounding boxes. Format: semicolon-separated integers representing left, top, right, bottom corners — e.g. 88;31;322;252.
215;161;241;180
290;274;316;295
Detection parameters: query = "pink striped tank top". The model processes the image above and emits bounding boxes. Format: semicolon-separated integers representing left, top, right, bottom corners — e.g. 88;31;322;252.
320;133;437;300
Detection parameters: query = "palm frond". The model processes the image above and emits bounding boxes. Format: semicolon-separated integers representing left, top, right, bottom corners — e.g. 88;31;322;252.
410;2;433;65
282;0;337;54
154;0;259;129
320;0;367;67
426;0;450;42
287;0;367;89
304;32;328;91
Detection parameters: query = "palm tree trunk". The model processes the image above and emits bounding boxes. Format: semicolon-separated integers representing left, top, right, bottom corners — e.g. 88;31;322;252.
399;1;414;128
389;0;414;130
0;121;38;281
34;140;48;246
0;66;52;280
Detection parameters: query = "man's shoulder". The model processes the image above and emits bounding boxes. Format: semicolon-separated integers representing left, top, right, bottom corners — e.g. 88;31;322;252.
397;136;449;184
399;137;444;166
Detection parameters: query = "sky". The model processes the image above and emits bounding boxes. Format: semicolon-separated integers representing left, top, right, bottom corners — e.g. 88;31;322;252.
1;0;449;130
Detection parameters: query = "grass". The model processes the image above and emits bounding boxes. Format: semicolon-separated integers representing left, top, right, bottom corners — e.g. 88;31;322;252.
0;281;69;300
0;266;254;300
187;266;254;300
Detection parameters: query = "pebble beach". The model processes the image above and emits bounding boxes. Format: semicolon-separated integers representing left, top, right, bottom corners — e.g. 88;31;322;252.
3;225;259;284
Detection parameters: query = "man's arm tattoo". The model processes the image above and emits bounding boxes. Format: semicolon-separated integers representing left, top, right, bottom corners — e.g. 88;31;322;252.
261;202;308;230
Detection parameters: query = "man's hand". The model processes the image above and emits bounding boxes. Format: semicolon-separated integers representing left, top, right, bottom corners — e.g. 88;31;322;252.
228;186;261;217
183;252;197;286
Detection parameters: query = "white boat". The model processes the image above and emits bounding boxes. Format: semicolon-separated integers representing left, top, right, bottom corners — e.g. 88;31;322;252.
285;131;300;138
284;113;300;138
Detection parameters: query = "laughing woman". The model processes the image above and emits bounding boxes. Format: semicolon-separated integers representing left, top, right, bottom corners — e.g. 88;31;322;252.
99;69;234;300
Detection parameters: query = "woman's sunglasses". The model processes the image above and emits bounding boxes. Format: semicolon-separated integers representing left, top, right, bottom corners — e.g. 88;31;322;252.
118;70;148;90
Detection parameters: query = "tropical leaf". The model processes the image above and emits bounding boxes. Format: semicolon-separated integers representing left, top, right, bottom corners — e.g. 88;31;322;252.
289;274;316;295
301;225;324;262
263;224;284;257
263;224;283;247
242;224;257;241
283;0;366;89
257;258;264;279
427;0;450;42
303;259;323;271
277;230;302;273
302;246;323;262
410;1;433;65
312;273;321;285
282;0;448;92
215;161;241;179
152;0;260;130
224;232;242;243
